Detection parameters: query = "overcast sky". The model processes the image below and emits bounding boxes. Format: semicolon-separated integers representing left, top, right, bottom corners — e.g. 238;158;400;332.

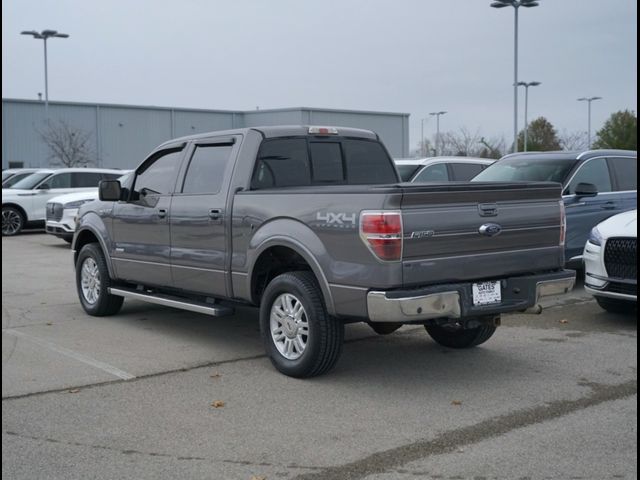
2;0;637;150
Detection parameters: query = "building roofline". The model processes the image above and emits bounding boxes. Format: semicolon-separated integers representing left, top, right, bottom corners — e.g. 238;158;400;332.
2;98;410;118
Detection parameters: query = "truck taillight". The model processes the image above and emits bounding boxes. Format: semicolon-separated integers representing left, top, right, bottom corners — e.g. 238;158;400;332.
359;211;403;262
559;200;566;246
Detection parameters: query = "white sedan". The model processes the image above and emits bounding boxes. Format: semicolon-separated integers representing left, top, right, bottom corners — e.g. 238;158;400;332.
583;210;637;314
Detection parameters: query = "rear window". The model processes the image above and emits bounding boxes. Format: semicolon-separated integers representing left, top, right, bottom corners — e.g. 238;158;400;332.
251;137;398;189
472;157;578;184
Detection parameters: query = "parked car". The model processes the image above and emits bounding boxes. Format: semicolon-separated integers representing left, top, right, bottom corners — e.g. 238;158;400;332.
2;168;41;188
2;168;125;236
472;150;637;267
45;172;132;243
73;125;574;378
583;210;637;313
395;157;495;182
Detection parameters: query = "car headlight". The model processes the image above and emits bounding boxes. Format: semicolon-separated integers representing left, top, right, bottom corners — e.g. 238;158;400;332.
588;226;603;246
64;199;93;209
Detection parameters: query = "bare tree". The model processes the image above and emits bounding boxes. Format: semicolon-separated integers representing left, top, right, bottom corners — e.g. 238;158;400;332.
558;129;589;151
39;120;95;167
438;127;483;156
478;136;507;159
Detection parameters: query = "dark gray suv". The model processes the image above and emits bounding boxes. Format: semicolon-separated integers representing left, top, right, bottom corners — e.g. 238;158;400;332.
473;149;637;267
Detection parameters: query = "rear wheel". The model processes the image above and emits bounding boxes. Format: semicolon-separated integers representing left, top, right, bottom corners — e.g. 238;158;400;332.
260;271;344;378
595;296;636;315
425;321;497;349
76;243;123;316
2;206;24;236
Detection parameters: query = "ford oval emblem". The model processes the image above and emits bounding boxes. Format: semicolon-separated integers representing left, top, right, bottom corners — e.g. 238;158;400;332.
479;223;502;237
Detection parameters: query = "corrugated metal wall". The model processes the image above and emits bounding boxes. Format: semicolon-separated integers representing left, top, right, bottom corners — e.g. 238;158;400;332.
2;99;409;169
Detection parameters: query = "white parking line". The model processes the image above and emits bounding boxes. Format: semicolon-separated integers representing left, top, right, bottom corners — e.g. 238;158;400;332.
3;329;136;381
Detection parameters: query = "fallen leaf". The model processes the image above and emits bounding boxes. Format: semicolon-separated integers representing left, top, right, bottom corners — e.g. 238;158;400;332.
250;476;266;480
451;400;462;406
559;319;569;324
210;372;222;379
211;400;225;408
68;389;80;394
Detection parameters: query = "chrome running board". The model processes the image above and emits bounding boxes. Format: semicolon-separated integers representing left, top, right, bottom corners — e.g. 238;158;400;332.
109;287;234;317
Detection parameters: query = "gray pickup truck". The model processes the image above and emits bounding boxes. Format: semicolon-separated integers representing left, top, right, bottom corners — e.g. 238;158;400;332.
73;126;575;377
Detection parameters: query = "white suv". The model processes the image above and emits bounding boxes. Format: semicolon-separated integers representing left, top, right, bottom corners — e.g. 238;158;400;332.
394;157;495;182
583;210;637;314
2;168;124;236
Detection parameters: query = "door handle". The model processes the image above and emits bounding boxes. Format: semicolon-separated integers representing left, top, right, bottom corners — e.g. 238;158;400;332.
209;209;222;220
157;208;168;218
602;202;616;210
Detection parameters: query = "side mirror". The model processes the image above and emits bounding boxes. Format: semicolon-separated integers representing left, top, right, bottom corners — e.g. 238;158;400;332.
574;182;598;197
99;180;122;201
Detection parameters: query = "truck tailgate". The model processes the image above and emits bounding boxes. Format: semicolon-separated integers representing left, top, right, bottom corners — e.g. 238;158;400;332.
400;182;564;286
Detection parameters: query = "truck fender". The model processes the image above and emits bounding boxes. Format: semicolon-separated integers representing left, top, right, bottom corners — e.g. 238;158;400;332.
73;212;116;279
246;219;336;316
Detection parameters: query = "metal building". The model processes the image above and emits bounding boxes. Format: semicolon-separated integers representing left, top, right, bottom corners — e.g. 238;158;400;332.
2;99;410;169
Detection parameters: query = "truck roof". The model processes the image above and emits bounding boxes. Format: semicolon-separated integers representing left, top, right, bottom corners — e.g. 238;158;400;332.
159;125;378;148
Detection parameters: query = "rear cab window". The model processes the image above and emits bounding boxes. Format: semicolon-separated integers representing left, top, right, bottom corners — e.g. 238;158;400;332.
251;137;398;189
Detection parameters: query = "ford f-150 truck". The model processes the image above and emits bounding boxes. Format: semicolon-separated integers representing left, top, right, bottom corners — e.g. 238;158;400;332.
73;126;575;377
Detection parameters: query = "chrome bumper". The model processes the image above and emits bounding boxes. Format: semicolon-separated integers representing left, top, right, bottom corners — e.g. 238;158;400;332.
367;272;576;323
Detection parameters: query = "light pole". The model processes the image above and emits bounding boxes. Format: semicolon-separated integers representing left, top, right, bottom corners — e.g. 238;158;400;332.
420;117;429;157
490;0;539;152
21;29;70;120
577;96;602;148
429;111;447;156
517;81;541;151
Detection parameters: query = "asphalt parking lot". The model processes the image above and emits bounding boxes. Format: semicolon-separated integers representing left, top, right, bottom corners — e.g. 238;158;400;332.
2;233;637;480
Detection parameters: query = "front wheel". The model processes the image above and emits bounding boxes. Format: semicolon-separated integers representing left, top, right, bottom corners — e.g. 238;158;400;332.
260;271;344;378
76;243;124;316
2;206;25;236
425;322;497;349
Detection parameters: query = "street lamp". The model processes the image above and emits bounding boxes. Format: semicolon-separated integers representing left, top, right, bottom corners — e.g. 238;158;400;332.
517;81;541;151
429;111;447;156
577;96;602;148
21;29;70;120
490;0;540;152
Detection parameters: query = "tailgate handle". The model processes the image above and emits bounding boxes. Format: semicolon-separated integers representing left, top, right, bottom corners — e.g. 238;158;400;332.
478;203;498;217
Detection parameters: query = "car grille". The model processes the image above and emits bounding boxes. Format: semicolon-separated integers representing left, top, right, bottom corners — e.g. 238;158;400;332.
46;203;63;222
604;237;637;280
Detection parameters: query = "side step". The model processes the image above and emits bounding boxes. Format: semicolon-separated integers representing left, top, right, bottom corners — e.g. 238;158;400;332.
109;287;234;317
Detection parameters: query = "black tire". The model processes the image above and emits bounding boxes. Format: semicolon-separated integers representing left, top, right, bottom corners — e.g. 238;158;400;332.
369;322;402;335
425;322;497;349
260;271;344;378
595;296;636;315
2;206;25;236
76;243;124;316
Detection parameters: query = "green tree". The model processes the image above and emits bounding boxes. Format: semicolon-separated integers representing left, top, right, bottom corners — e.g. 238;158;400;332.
517;117;561;151
593;110;637;150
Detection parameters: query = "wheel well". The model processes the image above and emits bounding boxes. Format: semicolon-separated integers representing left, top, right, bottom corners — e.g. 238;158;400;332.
2;203;28;222
73;230;100;264
251;246;313;304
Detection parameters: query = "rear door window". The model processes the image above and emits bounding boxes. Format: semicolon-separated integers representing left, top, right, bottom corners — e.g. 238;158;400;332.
48;173;72;189
450;163;485;181
72;172;103;187
182;144;233;194
608;157;637;191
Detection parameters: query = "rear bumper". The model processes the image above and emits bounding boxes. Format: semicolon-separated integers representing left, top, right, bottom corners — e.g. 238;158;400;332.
366;270;576;323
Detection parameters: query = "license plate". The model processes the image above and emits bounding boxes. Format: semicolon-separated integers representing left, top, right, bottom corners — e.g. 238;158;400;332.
472;281;501;306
